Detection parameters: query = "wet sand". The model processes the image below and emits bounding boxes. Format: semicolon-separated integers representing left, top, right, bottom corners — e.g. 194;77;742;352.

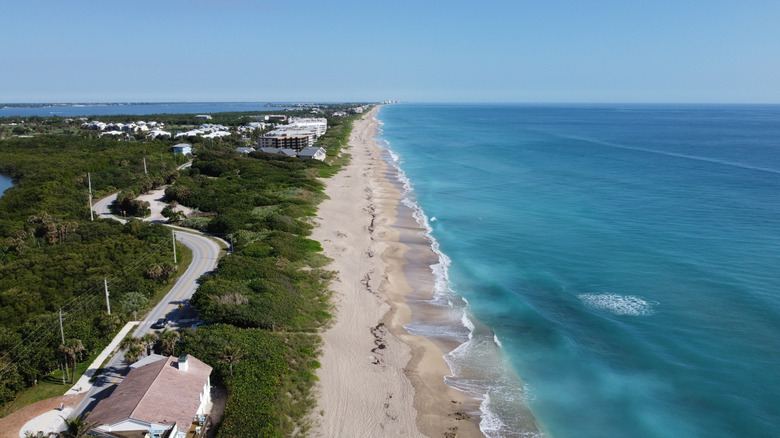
310;106;483;437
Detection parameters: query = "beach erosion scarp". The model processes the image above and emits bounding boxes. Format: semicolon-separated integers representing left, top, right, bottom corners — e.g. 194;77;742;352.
310;106;483;437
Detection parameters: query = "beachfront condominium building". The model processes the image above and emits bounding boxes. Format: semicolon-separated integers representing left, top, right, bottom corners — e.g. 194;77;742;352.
287;117;328;137
258;132;312;151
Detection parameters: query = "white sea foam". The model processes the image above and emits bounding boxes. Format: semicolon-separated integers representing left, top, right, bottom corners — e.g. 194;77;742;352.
479;392;506;436
404;321;470;342
461;312;475;340
386;143;456;306
381;136;541;437
578;293;656;316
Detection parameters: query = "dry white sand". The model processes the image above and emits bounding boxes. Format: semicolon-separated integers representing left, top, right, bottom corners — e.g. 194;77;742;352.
310;107;483;437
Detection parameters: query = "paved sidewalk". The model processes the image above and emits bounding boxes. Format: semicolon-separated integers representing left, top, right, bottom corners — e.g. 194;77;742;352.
64;321;138;396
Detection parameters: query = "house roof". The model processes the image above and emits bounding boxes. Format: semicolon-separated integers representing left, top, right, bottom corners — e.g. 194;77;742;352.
298;146;325;157
88;355;212;430
259;147;297;156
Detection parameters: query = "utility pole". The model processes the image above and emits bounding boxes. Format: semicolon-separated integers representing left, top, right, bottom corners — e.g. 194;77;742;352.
143;156;148;174
104;278;111;315
59;309;68;384
88;172;94;221
172;230;177;265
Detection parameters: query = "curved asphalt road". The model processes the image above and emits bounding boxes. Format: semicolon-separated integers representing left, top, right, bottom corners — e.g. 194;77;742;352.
71;192;225;417
92;191;226;333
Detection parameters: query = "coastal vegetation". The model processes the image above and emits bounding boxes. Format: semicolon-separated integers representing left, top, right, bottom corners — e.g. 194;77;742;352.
0;135;182;410
170;113;360;435
0;107;365;435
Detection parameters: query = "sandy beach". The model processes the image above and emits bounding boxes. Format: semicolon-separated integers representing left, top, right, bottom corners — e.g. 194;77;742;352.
310;107;483;437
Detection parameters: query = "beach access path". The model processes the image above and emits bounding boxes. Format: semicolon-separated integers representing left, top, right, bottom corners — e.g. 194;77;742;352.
309;107;482;437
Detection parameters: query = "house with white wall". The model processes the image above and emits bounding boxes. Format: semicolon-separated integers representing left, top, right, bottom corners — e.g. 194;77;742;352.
88;354;213;438
172;143;192;155
298;146;326;161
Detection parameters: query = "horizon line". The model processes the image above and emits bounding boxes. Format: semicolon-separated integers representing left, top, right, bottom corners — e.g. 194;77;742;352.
3;101;780;106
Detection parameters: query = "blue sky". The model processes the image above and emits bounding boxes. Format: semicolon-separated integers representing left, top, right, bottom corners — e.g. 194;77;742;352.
2;0;779;103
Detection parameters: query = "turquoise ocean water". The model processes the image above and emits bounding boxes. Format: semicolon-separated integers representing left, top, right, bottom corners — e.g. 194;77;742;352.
376;104;780;438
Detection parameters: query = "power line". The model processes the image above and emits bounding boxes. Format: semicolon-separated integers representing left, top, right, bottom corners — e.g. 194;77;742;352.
0;227;183;379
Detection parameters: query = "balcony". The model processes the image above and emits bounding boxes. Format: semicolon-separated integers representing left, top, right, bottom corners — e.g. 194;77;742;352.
185;414;211;438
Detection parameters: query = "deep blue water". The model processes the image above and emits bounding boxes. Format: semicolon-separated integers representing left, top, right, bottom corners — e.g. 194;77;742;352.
0;102;281;118
377;104;780;438
0;174;12;197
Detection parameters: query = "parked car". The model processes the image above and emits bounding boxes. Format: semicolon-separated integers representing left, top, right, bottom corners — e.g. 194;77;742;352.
151;318;168;329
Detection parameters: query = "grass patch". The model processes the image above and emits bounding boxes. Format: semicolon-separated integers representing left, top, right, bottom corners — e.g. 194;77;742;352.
0;351;97;418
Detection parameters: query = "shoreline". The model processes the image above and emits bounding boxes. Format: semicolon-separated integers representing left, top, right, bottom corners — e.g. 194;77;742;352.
311;107;483;437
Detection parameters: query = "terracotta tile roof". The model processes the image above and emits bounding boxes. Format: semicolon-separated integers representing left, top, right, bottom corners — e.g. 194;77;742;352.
89;355;212;431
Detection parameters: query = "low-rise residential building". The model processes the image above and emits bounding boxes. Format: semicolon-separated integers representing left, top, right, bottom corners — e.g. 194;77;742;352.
258;147;297;157
147;129;172;139
235;147;255;154
298;146;327;161
98;130;125;138
175;124;231;139
88;354;213;438
237;122;269;134
82;121;107;130
173;143;192;155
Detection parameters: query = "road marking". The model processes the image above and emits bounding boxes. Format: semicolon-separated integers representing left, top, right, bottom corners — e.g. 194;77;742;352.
162;234;213;317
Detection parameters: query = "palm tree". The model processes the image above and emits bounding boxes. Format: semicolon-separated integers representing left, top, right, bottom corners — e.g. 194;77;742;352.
124;344;144;362
159;329;180;356
59;413;98;438
218;345;245;377
59;339;85;384
118;336;144;362
141;332;158;356
118;335;140;351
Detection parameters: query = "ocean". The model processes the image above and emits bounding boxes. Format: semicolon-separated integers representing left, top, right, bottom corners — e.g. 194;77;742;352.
375;104;780;438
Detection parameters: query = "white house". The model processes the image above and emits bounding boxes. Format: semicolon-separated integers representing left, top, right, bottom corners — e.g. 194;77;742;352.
88;354;213;438
172;143;192;155
298;146;326;161
175;124;231;139
147;129;172;139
